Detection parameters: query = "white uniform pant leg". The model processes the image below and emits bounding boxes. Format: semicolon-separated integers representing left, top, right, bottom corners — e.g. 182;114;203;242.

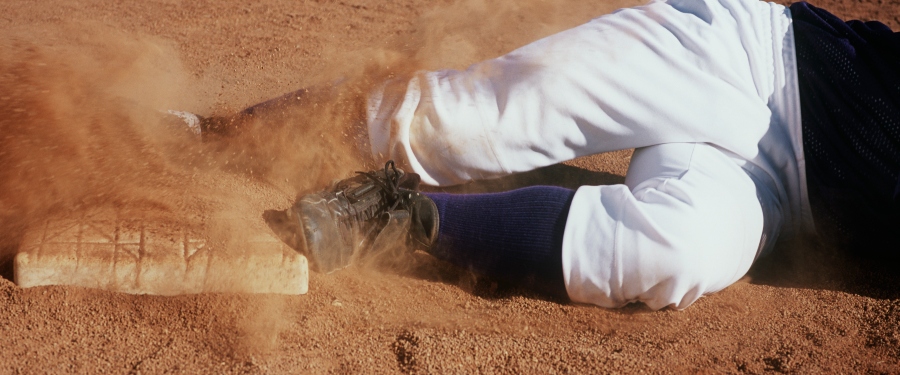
367;0;784;186
563;143;764;310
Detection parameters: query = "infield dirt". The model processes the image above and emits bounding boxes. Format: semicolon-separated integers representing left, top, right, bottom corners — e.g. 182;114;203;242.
0;0;898;373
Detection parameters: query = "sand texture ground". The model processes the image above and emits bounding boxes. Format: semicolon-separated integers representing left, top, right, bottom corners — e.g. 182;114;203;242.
0;0;899;373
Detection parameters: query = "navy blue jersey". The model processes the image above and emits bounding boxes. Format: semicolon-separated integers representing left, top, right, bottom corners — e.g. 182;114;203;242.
791;2;900;257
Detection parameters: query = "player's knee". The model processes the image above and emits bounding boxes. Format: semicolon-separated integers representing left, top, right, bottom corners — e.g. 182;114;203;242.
666;209;762;293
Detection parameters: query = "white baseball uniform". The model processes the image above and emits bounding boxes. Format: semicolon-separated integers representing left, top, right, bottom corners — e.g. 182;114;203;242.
366;0;812;309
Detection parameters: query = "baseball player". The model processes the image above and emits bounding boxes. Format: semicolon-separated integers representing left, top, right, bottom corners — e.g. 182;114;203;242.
194;0;900;309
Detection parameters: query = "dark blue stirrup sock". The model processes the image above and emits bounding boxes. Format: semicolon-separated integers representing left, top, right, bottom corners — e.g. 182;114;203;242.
423;186;575;297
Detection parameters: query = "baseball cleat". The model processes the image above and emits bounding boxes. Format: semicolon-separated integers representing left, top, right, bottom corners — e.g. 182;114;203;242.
163;110;238;140
265;160;440;273
165;110;203;135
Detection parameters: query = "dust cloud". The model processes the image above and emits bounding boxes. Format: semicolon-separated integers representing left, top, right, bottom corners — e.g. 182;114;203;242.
0;28;201;266
0;0;632;356
405;0;634;70
320;0;637;94
0;25;365;277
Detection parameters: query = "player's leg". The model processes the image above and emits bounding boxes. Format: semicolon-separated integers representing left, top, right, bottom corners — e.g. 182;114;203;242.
270;142;771;309
178;0;790;185
561;143;771;309
194;83;366;140
411;143;767;309
194;87;321;138
264;159;574;297
366;0;790;186
421;186;575;299
791;3;900;259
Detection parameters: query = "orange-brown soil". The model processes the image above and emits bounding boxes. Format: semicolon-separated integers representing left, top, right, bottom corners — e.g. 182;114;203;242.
0;0;898;373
